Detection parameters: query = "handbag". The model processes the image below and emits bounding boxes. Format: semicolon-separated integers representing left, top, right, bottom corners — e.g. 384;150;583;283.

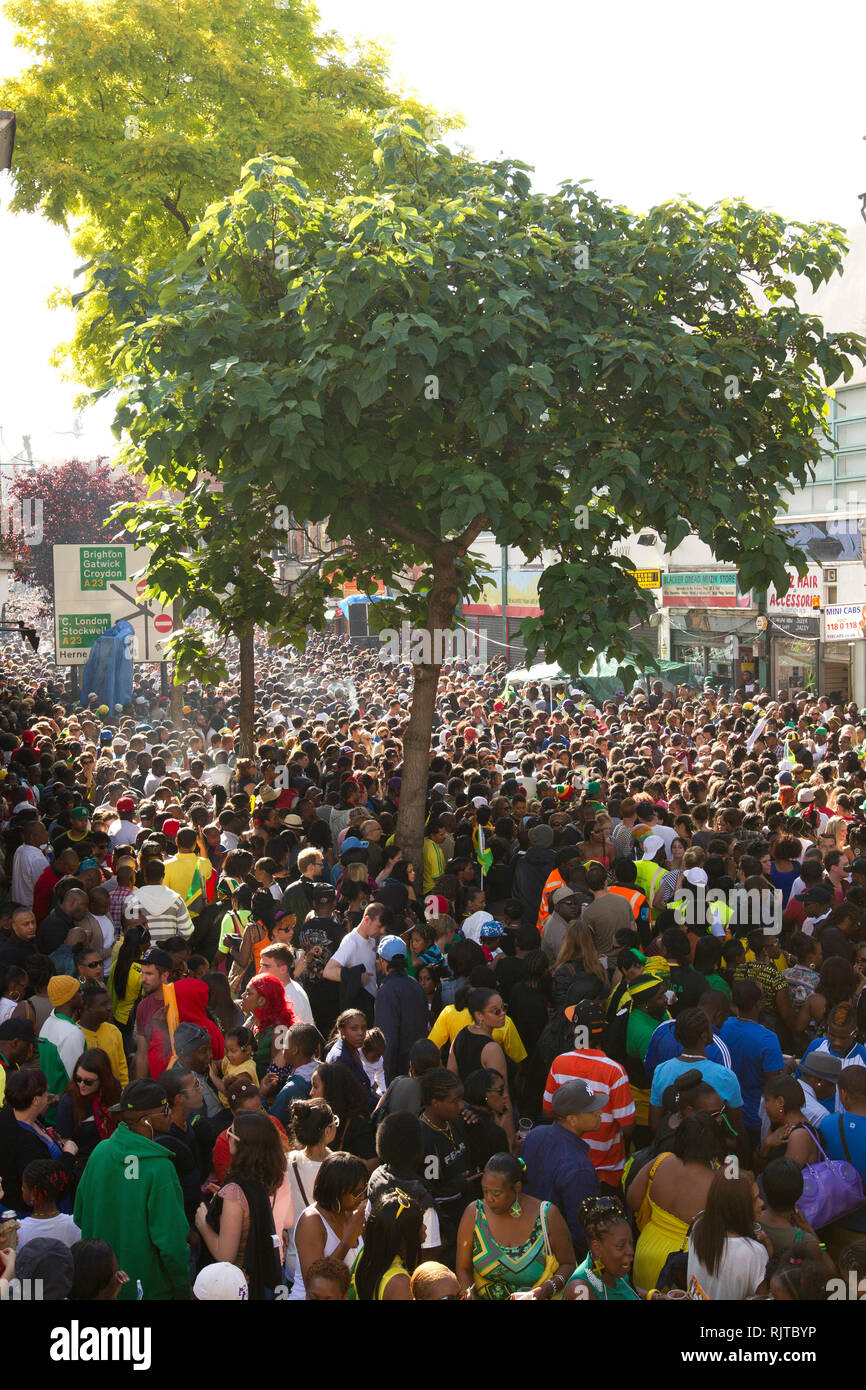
797;1118;865;1229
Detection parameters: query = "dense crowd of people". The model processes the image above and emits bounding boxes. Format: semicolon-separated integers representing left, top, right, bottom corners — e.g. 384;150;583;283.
2;622;866;1302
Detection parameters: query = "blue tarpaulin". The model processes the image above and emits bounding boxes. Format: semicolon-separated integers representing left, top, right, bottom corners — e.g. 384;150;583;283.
336;593;390;619
80;619;134;710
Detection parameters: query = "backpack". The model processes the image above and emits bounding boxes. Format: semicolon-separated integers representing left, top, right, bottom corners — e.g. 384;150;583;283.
601;1004;631;1068
518;1005;582;1118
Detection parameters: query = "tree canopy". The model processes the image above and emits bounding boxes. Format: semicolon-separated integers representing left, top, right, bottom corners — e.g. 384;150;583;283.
1;0;447;381
95;119;866;855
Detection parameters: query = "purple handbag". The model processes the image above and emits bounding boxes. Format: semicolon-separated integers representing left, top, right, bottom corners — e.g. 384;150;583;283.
797;1118;865;1229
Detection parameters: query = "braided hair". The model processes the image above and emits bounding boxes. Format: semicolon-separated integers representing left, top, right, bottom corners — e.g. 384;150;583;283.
21;1158;69;1210
579;1194;630;1244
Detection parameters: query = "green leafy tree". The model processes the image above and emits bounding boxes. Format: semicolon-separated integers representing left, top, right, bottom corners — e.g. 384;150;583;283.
96;121;865;861
1;0;447;382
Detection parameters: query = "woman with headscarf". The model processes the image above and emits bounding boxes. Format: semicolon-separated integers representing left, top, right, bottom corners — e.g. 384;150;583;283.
149;975;226;1075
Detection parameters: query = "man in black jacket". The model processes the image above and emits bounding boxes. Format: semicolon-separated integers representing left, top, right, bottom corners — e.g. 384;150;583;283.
512;823;556;928
0;906;38;970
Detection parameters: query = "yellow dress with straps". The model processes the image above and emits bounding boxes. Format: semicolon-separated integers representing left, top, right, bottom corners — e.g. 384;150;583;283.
633;1154;689;1290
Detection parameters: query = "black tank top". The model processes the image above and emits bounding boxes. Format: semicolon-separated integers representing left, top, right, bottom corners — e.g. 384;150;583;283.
452;1027;492;1082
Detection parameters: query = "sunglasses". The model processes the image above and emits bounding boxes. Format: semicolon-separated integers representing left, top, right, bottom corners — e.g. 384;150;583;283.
77;1076;99;1088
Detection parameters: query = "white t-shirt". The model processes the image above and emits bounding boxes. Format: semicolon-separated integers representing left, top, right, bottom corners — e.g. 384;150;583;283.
687;1235;767;1300
17;1212;82;1250
10;843;48;908
284;978;314;1025
94;913;116;975
330;928;378;997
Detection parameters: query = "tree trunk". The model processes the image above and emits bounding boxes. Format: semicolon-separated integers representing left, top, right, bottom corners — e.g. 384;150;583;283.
169;597;184;729
238;626;255;758
395;557;461;878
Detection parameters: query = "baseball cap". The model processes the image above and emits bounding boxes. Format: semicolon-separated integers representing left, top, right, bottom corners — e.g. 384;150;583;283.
425;893;450;920
683;867;709;887
851;858;866;876
379;934;408;962
570;998;607;1038
799;885;833;904
69;806;90;821
551;1079;606;1117
15;1238;75;1300
193;1263;249;1301
480;920;506;940
640;835;665;860
311;883;337;901
141;947;172;971
173;1022;209;1056
341;836;370;852
161;818;181;837
550;884;578;908
116;796;136;815
108;1079;168;1114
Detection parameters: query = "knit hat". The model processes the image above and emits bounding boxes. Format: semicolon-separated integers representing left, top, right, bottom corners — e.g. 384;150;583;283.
47;975;80;1009
528;824;554;849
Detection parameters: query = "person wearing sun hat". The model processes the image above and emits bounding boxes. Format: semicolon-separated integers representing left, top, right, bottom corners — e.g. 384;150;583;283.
37;976;85;1122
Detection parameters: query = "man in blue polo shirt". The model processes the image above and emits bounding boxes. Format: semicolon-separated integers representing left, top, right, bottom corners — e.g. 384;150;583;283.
649;1007;743;1127
719;978;784;1151
644;988;732;1076
521;1079;603;1259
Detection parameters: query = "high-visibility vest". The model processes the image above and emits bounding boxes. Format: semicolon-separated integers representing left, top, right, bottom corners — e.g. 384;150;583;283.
609;885;649;924
537;868;567;931
634;861;665;918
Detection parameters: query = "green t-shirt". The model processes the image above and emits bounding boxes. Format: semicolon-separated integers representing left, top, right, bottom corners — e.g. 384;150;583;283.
703;971;731;999
626;1007;666;1063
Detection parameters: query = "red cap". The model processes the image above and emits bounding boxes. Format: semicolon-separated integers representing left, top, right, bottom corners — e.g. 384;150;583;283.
162;818;181;836
116;797;136;815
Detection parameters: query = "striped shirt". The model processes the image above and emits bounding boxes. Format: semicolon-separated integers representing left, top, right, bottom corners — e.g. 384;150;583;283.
543;1049;635;1181
108;885;133;932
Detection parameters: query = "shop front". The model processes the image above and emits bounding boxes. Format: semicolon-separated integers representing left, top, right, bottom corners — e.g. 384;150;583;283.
663;572;756;688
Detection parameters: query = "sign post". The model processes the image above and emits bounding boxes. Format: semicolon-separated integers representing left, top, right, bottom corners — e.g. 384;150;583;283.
52;545;174;665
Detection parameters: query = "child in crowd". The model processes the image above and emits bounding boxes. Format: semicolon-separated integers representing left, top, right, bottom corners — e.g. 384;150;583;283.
17;1160;82;1250
210;1026;260;1106
362;1027;387;1101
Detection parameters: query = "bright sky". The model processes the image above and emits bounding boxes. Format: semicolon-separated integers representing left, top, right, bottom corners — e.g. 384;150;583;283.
1;0;864;466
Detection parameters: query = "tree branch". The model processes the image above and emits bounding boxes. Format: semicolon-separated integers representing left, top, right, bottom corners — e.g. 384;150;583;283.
161;196;190;237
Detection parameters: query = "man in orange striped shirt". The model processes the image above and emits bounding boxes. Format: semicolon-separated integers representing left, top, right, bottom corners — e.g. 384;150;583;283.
542;1000;635;1189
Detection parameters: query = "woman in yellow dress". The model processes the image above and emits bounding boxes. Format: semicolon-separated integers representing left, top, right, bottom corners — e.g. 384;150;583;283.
626;1111;726;1289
